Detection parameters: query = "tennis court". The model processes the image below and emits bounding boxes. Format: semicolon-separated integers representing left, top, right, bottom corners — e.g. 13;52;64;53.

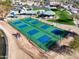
9;18;68;51
21;18;68;38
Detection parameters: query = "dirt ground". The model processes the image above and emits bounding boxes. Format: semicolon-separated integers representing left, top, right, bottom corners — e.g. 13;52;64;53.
0;21;79;59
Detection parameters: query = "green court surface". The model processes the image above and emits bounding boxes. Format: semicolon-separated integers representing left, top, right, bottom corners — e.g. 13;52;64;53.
21;18;68;38
9;18;68;51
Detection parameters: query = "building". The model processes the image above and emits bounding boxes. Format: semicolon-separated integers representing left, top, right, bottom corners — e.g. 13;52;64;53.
49;0;73;4
11;0;27;4
39;10;56;18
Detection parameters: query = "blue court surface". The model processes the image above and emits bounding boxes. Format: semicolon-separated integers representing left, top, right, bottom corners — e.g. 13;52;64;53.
9;18;69;51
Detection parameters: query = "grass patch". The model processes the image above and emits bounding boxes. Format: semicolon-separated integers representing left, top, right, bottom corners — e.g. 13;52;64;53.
0;0;11;6
33;7;49;11
55;9;72;20
48;9;74;25
48;19;75;25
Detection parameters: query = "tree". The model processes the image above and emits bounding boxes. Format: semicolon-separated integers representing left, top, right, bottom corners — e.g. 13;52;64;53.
70;35;79;50
0;0;11;6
